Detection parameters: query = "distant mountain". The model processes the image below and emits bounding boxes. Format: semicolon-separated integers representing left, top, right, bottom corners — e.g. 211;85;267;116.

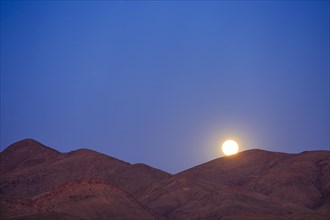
0;139;329;219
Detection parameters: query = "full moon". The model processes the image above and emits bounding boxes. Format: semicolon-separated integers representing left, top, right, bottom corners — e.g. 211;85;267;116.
222;140;239;156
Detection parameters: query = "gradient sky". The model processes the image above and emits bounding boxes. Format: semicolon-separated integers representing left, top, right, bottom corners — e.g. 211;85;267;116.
1;1;329;173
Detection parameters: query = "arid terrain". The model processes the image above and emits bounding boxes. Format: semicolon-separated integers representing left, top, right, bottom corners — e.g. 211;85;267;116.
0;139;329;219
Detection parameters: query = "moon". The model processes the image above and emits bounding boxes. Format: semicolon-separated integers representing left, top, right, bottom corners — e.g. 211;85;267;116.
222;140;239;156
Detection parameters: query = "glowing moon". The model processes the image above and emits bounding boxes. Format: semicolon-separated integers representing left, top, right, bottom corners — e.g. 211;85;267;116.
222;140;239;156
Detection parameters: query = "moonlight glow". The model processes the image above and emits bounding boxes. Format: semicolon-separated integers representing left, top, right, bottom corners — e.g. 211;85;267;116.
222;140;239;156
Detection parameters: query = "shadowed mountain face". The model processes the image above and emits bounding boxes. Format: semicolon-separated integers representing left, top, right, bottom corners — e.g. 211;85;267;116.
0;139;329;219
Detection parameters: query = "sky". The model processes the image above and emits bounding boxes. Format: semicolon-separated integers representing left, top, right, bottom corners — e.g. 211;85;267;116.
1;0;329;173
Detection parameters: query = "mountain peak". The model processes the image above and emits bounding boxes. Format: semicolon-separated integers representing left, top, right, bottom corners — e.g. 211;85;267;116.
0;139;60;172
1;138;59;154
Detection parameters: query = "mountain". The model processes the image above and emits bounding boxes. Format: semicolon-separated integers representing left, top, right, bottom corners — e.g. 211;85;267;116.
0;139;169;219
0;139;170;200
0;139;329;219
140;149;330;219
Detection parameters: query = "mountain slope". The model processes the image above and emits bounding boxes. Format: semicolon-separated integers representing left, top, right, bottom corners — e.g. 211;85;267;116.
1;179;162;220
139;150;330;219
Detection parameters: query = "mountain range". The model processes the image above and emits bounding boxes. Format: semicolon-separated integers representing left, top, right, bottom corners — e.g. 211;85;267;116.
0;139;329;219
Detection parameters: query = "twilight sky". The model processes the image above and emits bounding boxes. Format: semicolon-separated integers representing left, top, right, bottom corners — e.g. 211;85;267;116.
1;1;329;173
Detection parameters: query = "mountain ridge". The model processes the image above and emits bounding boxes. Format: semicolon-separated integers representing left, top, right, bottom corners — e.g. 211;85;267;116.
0;139;329;219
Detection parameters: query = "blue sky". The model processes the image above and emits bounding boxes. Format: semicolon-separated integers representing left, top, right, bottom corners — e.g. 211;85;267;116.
1;1;329;173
